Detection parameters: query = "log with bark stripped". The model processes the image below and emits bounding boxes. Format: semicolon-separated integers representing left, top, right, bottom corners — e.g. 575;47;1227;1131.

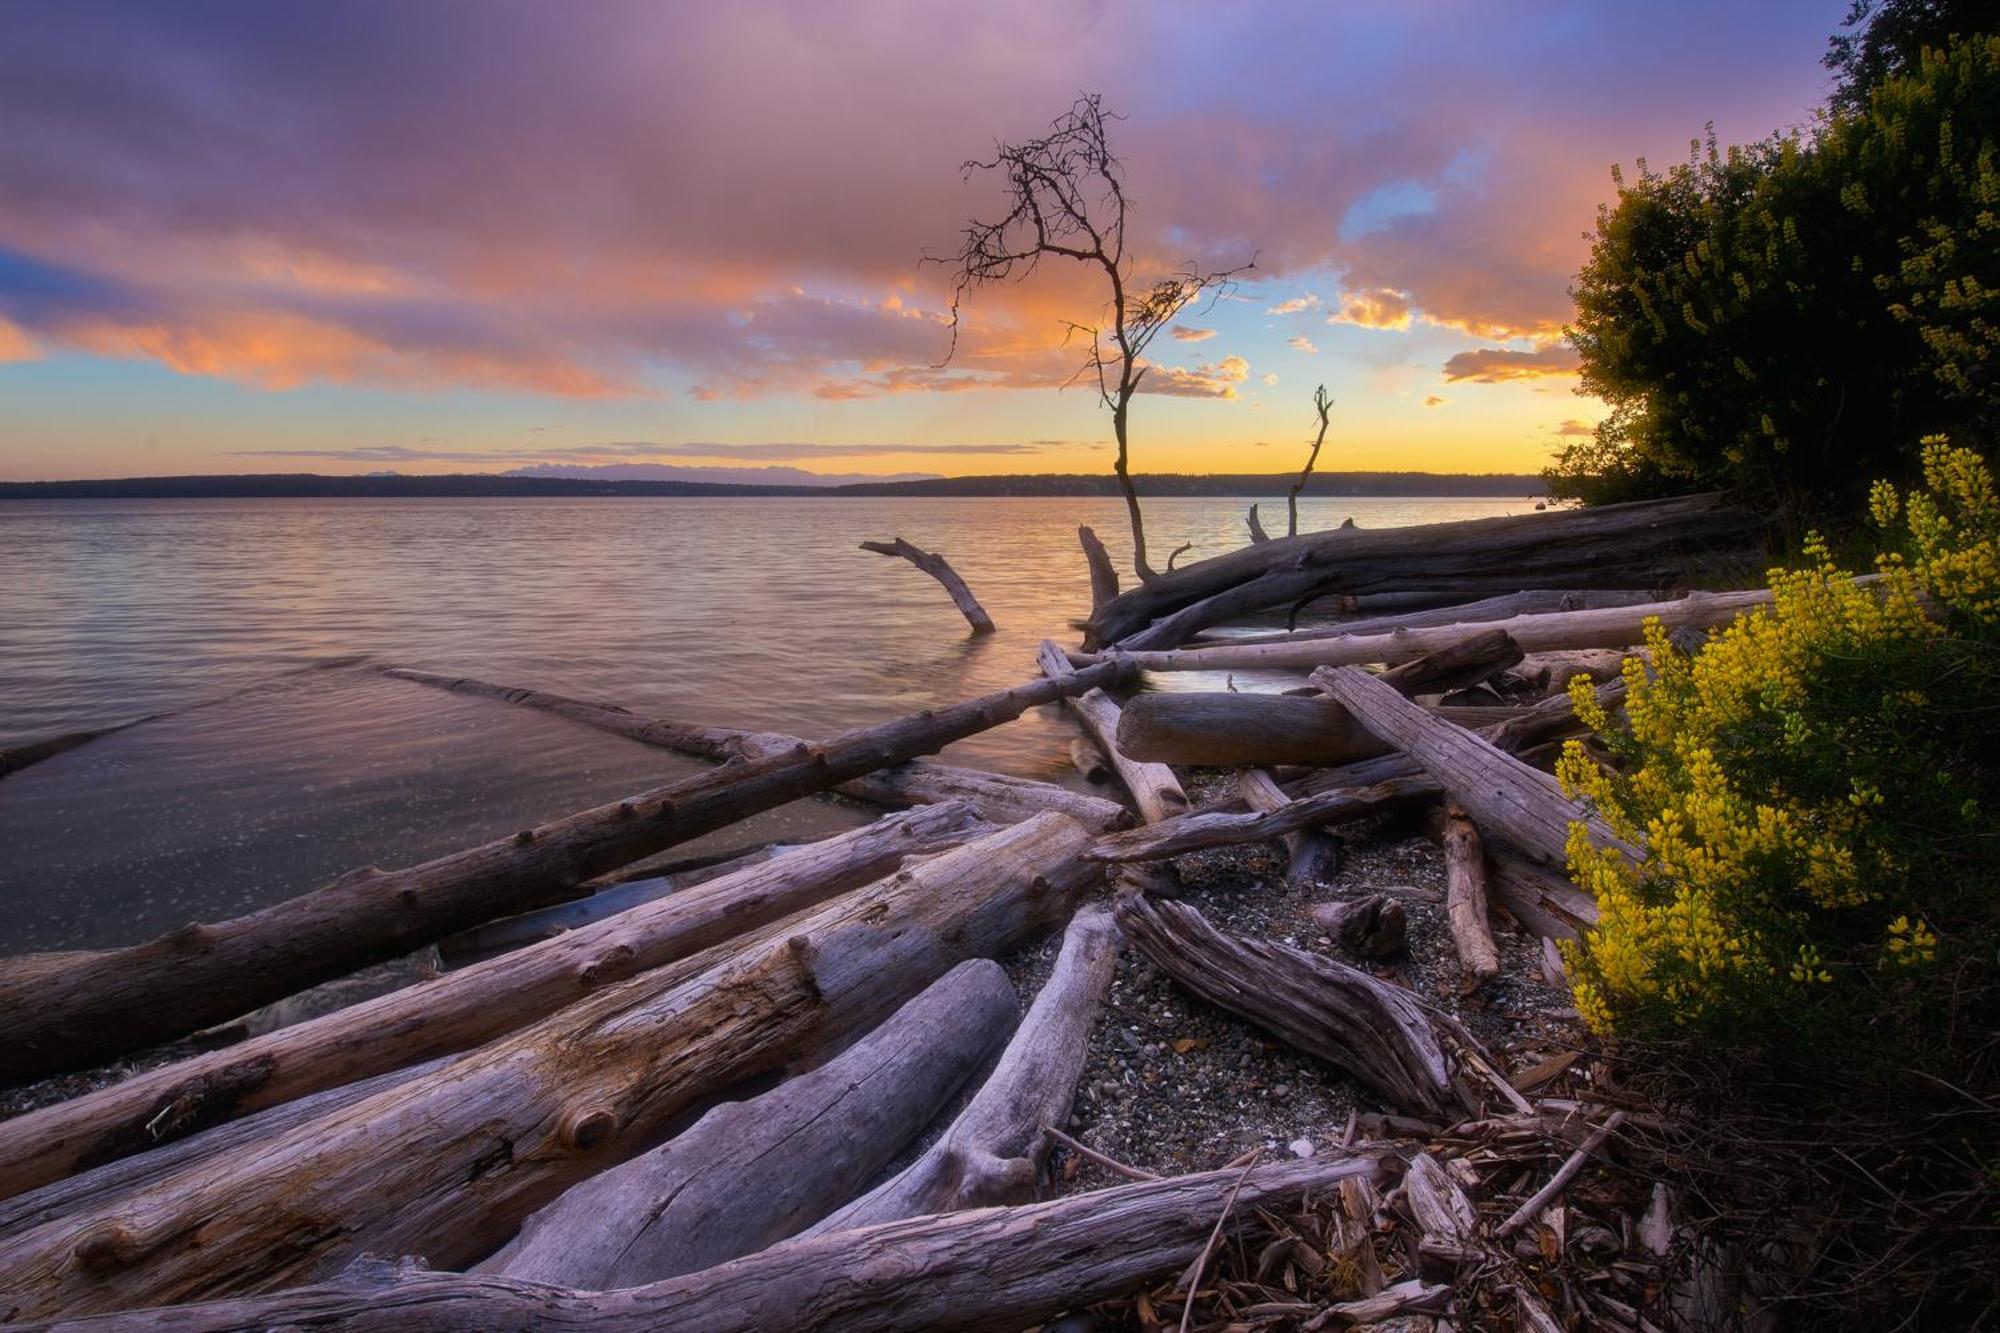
379;666;1125;832
1113;891;1469;1118
859;538;995;634
1441;806;1500;987
1193;589;1668;648
803;904;1121;1232
1036;640;1188;823
483;959;1018;1286
0;813;1103;1318
14;1155;1390;1333
1078;525;1120;615
1088;492;1762;649
0;658;1135;1084
1115;691;1389;768
1237;768;1340;887
0;804;983;1203
1377;628;1523;696
1086;777;1431;863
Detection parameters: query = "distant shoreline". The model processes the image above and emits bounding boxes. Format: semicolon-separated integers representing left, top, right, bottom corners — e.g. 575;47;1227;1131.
0;471;1546;501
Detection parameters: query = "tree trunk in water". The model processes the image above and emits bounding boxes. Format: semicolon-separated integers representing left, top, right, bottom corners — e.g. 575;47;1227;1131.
1113;397;1158;584
379;666;1125;832
1246;503;1270;543
1035;640;1188;824
803;904;1121;1233
1089;587;1774;672
1085;492;1763;649
0;804;983;1203
1377;629;1524;696
1078;525;1120;614
21;1155;1388;1333
484;959;1018;1287
0;814;1103;1318
0;658;1134;1084
1441;806;1500;987
858;538;995;635
1115;692;1390;768
1086;777;1431;864
1310;665;1638;869
1112;891;1468;1119
1237;769;1340;888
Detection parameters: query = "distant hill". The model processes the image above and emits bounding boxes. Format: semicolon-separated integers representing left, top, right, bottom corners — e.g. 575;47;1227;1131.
0;470;1545;500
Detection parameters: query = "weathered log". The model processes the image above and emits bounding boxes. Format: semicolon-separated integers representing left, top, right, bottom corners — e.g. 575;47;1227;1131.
1115;691;1389;768
1068;735;1113;784
0;658;1135;1084
379;666;1125;832
1246;502;1271;543
1194;589;1668;648
1377;628;1524;696
1484;837;1599;939
1078;525;1121;615
1237;769;1340;887
484;959;1018;1287
1441;806;1500;987
859;537;995;634
18;1155;1389;1333
1088;492;1762;649
1305;1278;1452;1329
0;804;984;1202
1036;640;1188;823
804;905;1122;1233
1309;894;1405;957
1086;777;1430;863
1113;891;1468;1118
0;814;1103;1317
1311;665;1637;869
1083;586;1773;672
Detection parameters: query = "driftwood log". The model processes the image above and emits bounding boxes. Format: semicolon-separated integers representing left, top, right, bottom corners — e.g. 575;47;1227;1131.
1068;735;1113;784
0;813;1103;1317
1083;586;1774;673
1312;665;1637;869
484;959;1018;1287
1238;768;1340;887
18;1155;1389;1333
0;658;1134;1084
1485;837;1599;939
1087;492;1763;649
1377;628;1523;695
803;905;1122;1233
1193;589;1667;648
1310;894;1406;957
1115;692;1388;768
859;537;995;634
1036;640;1188;823
1078;525;1120;614
1085;777;1430;864
1246;502;1271;543
1440;806;1500;987
379;666;1124;832
0;804;983;1202
1113;891;1467;1118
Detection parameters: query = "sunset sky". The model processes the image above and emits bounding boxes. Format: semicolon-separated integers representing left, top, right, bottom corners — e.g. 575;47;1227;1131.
1;0;1845;482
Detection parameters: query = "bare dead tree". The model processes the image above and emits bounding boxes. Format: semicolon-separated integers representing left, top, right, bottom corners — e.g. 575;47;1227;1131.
1287;384;1334;538
935;94;1253;583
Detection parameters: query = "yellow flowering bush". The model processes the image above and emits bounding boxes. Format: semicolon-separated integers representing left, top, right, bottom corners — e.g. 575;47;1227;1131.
1558;438;2000;1053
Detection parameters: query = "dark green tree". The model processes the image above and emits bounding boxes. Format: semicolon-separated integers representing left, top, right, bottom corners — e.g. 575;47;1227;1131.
1826;0;1999;113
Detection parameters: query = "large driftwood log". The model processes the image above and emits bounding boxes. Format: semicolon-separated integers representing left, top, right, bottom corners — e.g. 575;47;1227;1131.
0;658;1134;1084
1083;587;1773;673
1088;492;1762;649
1238;769;1340;887
1036;640;1188;823
859;537;995;635
0;804;982;1202
380;666;1125;832
0;814;1103;1318
1441;806;1500;987
1115;691;1389;768
804;905;1122;1233
1485;837;1599;938
1194;589;1668;647
1310;894;1405;957
1086;778;1430;863
19;1155;1388;1333
1377;628;1524;695
1113;892;1467;1118
1312;666;1636;869
485;959;1018;1287
1077;524;1121;616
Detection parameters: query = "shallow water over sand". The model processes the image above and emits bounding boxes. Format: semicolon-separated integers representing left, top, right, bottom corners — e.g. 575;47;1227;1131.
0;495;1530;951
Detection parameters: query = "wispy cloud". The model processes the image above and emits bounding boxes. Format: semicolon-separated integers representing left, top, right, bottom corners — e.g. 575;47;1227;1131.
1140;354;1251;399
1555;418;1595;436
1266;293;1321;316
1441;342;1582;383
1170;326;1217;342
1423;394;1447;407
1287;335;1318;354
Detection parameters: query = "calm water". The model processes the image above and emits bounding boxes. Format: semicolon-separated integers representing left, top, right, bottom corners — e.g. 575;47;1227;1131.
0;495;1531;952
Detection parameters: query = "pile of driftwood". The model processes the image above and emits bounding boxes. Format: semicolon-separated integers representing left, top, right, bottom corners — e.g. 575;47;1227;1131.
0;494;1767;1330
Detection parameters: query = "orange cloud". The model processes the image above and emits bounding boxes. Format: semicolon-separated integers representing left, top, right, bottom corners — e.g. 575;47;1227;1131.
0;318;38;362
1170;326;1217;342
1330;288;1413;330
1423;393;1446;406
1266;293;1320;315
1556;417;1595;436
1441;341;1581;382
1142;353;1250;399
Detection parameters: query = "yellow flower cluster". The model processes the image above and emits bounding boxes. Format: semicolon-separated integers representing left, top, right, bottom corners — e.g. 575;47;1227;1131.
1559;440;1995;1034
